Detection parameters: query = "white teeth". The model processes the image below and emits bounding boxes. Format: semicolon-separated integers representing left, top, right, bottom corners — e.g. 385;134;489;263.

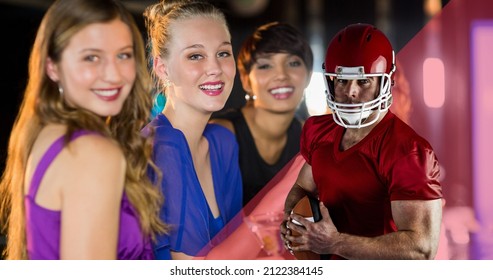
270;87;293;95
200;84;222;90
94;89;118;97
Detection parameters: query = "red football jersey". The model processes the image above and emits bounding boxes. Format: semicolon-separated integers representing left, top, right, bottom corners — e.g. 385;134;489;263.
301;112;442;239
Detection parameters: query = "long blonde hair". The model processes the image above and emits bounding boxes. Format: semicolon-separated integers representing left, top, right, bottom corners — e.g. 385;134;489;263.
0;0;166;259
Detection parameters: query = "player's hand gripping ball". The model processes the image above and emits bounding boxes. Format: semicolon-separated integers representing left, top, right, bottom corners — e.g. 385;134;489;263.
289;195;321;260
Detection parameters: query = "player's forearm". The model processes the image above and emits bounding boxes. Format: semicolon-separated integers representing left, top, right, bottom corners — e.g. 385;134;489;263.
284;184;311;215
329;230;438;260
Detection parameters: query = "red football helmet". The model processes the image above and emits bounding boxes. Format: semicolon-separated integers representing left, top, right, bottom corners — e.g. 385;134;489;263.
323;23;395;128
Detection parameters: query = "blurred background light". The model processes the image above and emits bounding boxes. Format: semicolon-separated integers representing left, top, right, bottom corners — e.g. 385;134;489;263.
423;57;445;108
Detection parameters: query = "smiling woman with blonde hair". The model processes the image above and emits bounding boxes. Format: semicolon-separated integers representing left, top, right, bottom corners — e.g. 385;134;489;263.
142;0;243;260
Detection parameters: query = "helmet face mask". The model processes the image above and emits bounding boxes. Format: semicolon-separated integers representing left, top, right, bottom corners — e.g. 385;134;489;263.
323;68;394;128
323;24;396;129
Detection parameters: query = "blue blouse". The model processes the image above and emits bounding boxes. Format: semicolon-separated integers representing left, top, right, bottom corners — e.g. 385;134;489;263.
142;114;243;259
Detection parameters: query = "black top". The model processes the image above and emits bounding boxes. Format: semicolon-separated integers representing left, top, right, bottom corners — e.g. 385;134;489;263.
213;108;302;206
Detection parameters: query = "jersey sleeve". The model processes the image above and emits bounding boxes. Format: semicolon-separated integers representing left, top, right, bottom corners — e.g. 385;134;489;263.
388;143;443;201
300;116;316;165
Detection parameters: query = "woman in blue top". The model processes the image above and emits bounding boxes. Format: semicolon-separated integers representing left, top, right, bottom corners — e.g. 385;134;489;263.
142;0;242;259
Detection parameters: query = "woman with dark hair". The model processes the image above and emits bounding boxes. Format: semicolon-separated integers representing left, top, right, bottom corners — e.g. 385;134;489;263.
211;22;313;206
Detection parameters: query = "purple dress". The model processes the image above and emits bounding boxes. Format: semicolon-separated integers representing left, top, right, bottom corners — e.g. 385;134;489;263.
25;131;154;260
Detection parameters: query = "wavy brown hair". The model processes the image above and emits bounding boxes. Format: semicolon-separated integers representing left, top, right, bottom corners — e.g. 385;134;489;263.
0;0;166;260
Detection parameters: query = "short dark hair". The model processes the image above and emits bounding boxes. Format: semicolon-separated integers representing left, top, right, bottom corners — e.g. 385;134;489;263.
237;22;313;76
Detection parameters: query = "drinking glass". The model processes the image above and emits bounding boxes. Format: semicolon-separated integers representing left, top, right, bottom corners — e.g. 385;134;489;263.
244;211;285;257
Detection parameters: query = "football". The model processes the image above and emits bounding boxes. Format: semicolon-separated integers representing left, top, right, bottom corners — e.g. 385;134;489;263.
290;195;322;260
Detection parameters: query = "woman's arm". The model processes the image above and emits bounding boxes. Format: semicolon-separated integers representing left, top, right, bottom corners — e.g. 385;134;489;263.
59;135;125;259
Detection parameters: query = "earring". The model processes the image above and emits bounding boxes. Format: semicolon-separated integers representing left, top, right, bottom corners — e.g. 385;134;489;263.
245;94;257;101
163;79;171;88
58;85;64;96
